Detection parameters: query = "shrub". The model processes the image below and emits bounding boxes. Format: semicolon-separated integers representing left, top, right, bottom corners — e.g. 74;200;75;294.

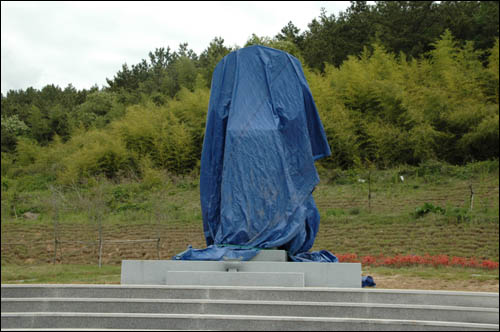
113;102;197;174
58;130;139;184
413;202;446;218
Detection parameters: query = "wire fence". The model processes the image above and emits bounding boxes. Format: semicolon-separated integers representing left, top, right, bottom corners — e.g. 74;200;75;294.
1;238;161;266
2;176;497;266
1;221;205;266
1;181;206;266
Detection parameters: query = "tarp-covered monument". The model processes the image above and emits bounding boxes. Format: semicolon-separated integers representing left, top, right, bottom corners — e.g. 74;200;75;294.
174;45;339;263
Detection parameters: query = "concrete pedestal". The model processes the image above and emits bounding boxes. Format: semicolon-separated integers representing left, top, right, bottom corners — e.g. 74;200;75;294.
121;250;362;288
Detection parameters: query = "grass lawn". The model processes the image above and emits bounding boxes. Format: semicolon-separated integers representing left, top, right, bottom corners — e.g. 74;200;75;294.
1;264;121;284
1;263;498;293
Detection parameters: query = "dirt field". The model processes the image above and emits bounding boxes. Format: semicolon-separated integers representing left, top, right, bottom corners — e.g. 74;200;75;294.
370;273;499;292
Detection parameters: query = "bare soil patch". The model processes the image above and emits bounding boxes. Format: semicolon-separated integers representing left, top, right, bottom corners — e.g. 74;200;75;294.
370;272;499;292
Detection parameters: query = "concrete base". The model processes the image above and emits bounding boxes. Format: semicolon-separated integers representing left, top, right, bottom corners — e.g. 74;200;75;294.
121;259;361;288
166;271;305;287
249;249;287;262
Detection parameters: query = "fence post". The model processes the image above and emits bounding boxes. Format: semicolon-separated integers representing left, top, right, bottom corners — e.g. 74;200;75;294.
153;189;166;261
368;169;372;213
53;239;58;264
157;237;161;259
98;213;103;268
469;183;474;211
50;187;60;265
90;179;107;268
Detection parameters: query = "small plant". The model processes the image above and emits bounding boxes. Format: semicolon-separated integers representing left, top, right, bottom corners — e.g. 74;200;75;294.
412;203;473;222
413;202;446;218
326;208;346;217
446;207;472;222
349;207;361;215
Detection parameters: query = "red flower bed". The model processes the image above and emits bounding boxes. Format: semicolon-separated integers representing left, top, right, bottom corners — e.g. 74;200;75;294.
335;253;499;270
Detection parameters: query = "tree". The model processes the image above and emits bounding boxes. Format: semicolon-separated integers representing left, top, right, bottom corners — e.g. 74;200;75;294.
72;91;118;129
275;21;304;47
1;114;29;152
198;37;232;87
439;1;499;57
300;2;376;70
373;1;442;59
27;105;52;144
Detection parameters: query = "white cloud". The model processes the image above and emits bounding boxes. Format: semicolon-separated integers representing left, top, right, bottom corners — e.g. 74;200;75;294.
1;1;352;94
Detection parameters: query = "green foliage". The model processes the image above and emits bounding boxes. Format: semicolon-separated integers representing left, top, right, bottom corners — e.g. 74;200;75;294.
308;30;499;168
15;174;55;192
373;1;442;59
139;157;168;190
486;38;499;103
112;100;197;174
106;44;200;103
71;91;123;129
349;207;361;215
57;130;139;184
413;202;473;223
413;202;446;218
198;37;233;88
321;168;360;185
299;1;498;71
244;33;302;59
1;84;91;150
446;206;472;223
391;159;500;182
1;4;498;184
301;3;377;70
1;152;14;176
1;114;29;152
174;56;198;91
15;137;40;167
26;105;53;144
105;183;150;212
326;208;346;217
167;87;210;162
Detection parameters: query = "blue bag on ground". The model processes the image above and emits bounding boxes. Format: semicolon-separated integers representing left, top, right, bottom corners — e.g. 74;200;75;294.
175;45;335;263
362;276;376;288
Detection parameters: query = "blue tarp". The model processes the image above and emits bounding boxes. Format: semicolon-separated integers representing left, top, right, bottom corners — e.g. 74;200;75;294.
175;46;374;286
362;276;376;288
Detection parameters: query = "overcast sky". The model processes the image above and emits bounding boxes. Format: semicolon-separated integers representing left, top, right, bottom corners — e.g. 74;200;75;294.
1;1;352;94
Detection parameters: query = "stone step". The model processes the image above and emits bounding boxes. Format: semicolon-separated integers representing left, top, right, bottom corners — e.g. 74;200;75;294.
2;298;498;324
2;285;498;308
2;328;188;331
2;312;499;331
